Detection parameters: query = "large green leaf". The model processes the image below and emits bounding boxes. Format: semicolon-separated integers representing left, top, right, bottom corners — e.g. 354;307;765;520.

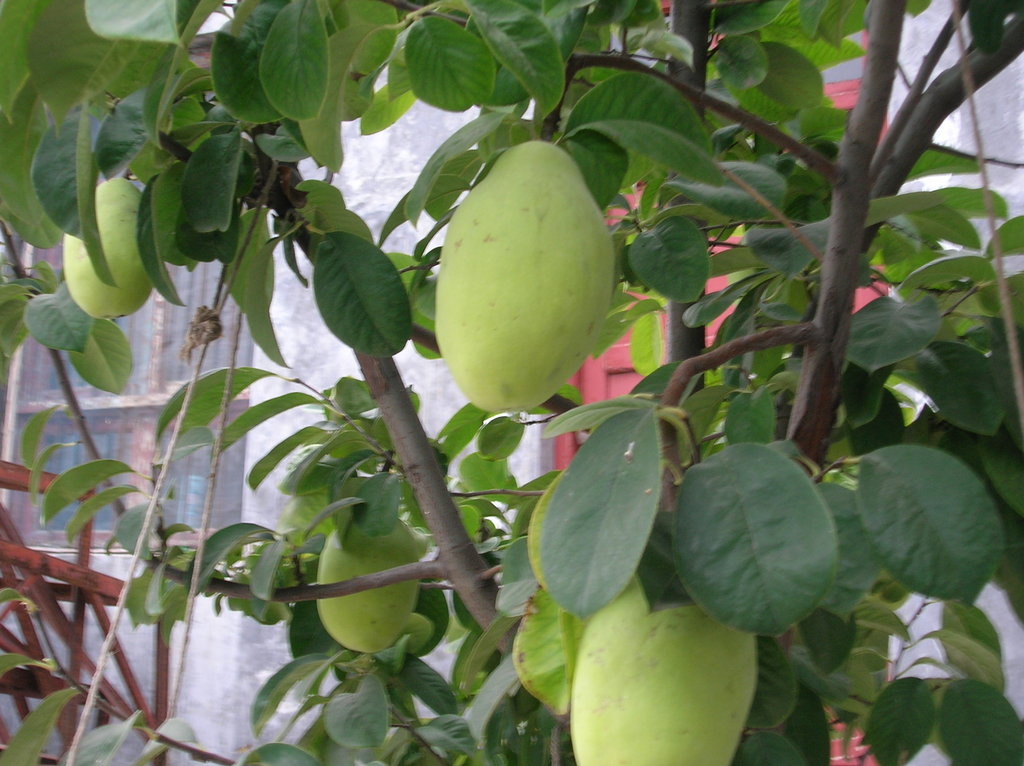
406;18;496;111
980;430;1024;515
899;253;996;291
938;679;1024;766
756;42;823;109
85;0;178;43
42;458;134;523
627;217;709;302
716;35;768;90
27;0;140;123
0;0;49;113
31;111;81;236
0;688;79;766
747;636;798;728
857;445;1003;602
817;483;879;614
313;231;411;356
181;128;240;232
563;130;629;209
398;657;459;715
464;0;564;114
674;443;837;635
24;284;93;352
251;654;331;735
915;341;1003;435
324;674;389;748
67;713;141;766
68;318;133;394
539;409;661;617
864;678;934;766
846;296;941;372
156;367;275;438
259;0;328;120
745;220;828;277
0;87;58;245
512;588;578;714
231;227;287;367
210;0;285;123
135;179;184;305
715;0;788;33
668;161;786;219
96;89;148;177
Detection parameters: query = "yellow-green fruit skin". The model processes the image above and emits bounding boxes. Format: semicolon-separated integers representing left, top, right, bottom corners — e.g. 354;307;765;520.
570;582;756;766
62;178;152;318
316;521;422;653
436;141;615;411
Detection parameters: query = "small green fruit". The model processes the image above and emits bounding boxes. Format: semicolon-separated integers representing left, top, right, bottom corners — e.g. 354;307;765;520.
571;581;756;766
436;141;615;411
400;612;434;655
316;521;422;653
63;178;153;318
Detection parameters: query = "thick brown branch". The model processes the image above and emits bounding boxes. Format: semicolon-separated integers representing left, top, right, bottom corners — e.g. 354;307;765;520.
789;1;908;462
570;53;838;182
157;559;445;602
357;354;498;629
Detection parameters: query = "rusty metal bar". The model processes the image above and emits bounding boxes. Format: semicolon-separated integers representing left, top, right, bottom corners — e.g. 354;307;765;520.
0;541;124;601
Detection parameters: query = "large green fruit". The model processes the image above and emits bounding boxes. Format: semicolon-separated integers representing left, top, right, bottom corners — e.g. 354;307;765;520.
62;178;152;318
570;581;756;766
435;141;615;411
316;521;426;653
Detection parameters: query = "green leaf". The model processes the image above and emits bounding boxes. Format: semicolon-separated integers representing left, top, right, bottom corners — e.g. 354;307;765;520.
406;18;496;111
67;713;141;766
968;0;1023;53
259;0;328;120
96;89;148;177
924;627;1004;689
857;445;1004;602
68;318;133;393
398;657;459;715
512;588;575;714
156;367;275;439
464;0;564;114
20;405;64;467
580;120;721;184
627;217;708;302
231;221;286;366
543;396;657;438
313;231;412;356
239;744;322;766
747;636;798;728
715;0;788;33
250;539;287;601
191;522;272;589
0;87;60;246
540;409;661;617
734;731;808;766
756;42;823;109
798;608;855;673
478;417;525;460
64;485;138;543
466;654;519;739
745;220;828;277
135;179;184;305
31;111;82;236
674;443;837;635
938;679;1024;766
916;341;1003;435
86;0;177;43
980;430;1024;515
222;393;319;450
846;297;941;372
629;311;662;376
439;402;489;458
0;0;49;113
247;425;329;490
324;674;389;748
724;388;775;445
210;0;285;124
783;684;830;766
669;161;786;219
416;716;475;755
75;108;109;288
817;483;880;614
251;654;331;735
27;0;141;124
295;180;373;239
405;111;506;223
182;128;240;232
864;677;934;766
563;130;629;209
353;473;401;536
0;688;79;766
42;459;134;523
24;285;94;352
130;719;197;766
899;253;996;291
716;35;768;90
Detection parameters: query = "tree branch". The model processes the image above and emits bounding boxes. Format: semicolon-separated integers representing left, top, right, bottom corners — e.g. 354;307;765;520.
788;1;908;462
356;354;498;629
570;53;839;182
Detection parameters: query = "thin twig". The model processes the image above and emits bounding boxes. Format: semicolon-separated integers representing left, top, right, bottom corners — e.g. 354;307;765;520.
950;0;1024;440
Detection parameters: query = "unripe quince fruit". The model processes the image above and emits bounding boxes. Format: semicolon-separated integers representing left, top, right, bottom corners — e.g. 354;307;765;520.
435;141;615;411
316;520;425;653
62;178;153;318
571;580;756;766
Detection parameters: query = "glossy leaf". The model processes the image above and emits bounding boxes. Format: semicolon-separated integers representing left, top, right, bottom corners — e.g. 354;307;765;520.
627;217;708;302
324;674;389;748
669;161;785;219
0;688;79;766
211;0;285;125
846;297;941;372
0;88;59;245
674;443;837;635
97;89;148;178
31;111;81;236
757;42;823;109
313;231;411;356
916;341;1003;435
717;35;768;90
540;409;660;617
190;522;272;589
938;679;1024;766
980;430;1024;515
724;388;775;445
864;677;933;766
466;654;519;739
135;179;184;305
406;18;496;111
745;220;828;277
156;367;275;438
68;318;133;394
181;128;240;232
564;130;629;209
857;445;1003;602
478;417;525;460
464;0;564;114
817;483;880;614
24;285;93;352
747;635;798;728
65;485;139;543
259;0;328;120
399;657;458;715
416;716;475;755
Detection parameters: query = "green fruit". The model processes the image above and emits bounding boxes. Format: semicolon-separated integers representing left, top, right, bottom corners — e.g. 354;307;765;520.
400;612;434;654
436;141;615;411
316;521;423;653
571;581;756;766
63;178;153;318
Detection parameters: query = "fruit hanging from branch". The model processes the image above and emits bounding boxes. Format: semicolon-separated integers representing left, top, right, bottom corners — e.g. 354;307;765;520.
435;140;616;411
570;580;757;766
62;178;153;319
